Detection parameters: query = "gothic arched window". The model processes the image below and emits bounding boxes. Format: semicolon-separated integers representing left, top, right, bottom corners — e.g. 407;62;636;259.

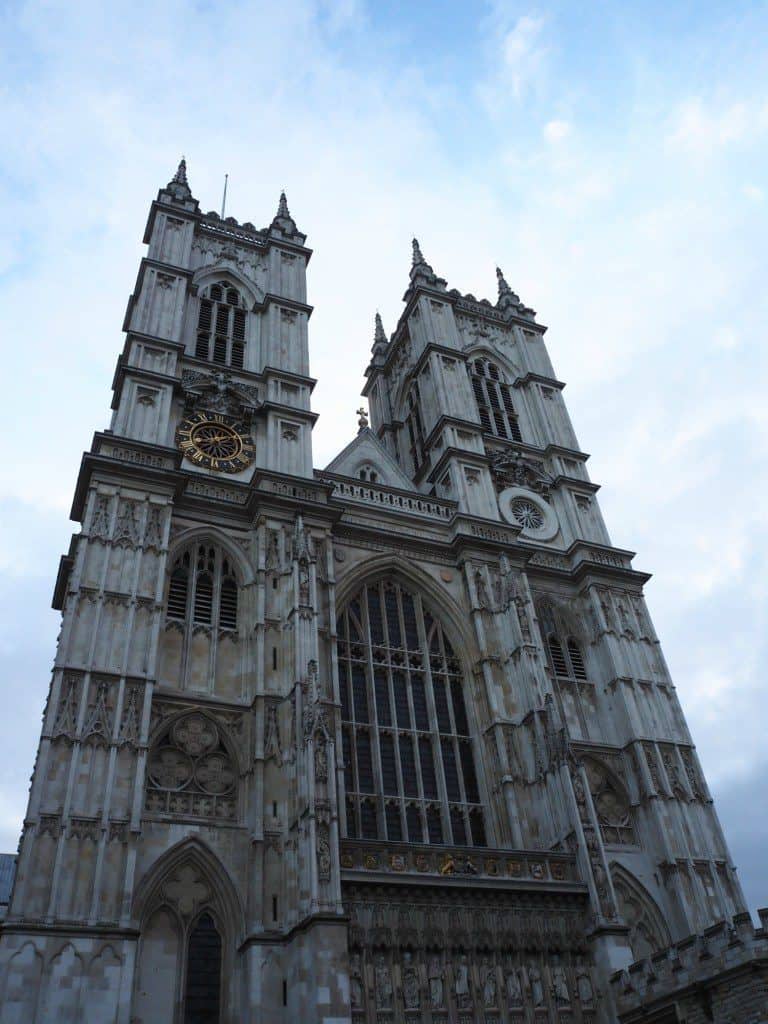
469;358;522;442
160;544;241;695
195;282;247;369
338;579;486;848
166;545;239;633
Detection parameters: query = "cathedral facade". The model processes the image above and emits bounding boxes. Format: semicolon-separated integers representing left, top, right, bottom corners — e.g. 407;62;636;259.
0;162;765;1024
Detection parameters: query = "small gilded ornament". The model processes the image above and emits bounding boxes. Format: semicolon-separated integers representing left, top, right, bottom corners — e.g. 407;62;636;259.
363;853;378;870
389;853;406;872
439;853;455;876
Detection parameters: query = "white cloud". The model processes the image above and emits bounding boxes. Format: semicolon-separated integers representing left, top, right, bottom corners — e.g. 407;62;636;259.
479;10;549;111
742;183;764;201
668;97;768;154
543;118;571;142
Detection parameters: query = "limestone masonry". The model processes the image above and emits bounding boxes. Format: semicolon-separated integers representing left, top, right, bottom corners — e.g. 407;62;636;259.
0;161;765;1023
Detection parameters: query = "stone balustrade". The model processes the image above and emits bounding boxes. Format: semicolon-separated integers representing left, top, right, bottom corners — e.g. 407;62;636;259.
321;475;456;521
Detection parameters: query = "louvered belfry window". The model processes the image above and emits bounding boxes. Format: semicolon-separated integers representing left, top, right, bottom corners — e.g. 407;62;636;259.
338;580;486;847
166;544;239;633
195;283;247;369
469;358;522;442
405;383;426;473
547;633;588;681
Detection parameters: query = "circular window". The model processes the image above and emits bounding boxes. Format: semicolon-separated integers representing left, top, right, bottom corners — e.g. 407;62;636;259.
510;497;544;531
498;486;559;541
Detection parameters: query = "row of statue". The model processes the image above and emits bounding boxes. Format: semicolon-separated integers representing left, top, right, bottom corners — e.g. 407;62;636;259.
349;951;595;1013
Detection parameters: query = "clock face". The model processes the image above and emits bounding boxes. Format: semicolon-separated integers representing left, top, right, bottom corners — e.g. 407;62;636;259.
176;411;255;474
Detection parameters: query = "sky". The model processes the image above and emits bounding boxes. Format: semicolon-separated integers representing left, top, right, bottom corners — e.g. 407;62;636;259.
0;0;766;915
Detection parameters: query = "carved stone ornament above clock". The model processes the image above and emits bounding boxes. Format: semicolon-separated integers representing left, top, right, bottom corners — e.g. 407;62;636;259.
181;369;261;419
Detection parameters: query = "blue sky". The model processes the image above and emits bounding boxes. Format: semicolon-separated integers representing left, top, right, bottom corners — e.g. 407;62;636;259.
0;0;766;913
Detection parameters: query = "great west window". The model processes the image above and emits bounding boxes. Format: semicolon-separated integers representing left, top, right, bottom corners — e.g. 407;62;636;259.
338;579;486;847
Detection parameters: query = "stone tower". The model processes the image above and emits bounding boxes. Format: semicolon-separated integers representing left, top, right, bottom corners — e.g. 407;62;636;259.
0;164;765;1024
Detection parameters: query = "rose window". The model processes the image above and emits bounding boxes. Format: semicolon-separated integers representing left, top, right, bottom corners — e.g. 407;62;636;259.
146;712;237;821
510;497;545;531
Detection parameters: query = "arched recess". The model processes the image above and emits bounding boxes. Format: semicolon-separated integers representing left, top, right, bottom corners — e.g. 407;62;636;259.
192;264;264;312
334;559;490;848
131;838;245;1024
582;756;636;845
158;528;254;697
610;864;670;960
462;345;522;384
145;708;244;825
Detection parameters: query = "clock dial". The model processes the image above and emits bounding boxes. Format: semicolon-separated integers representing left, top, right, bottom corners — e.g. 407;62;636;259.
176;411;255;474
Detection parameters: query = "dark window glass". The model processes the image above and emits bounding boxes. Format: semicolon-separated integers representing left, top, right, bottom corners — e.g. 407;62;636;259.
412;676;429;730
392;671;411;729
374;669;391;725
399;735;418;797
352;665;369;723
342;728;354;790
367;587;384;644
385;803;402;841
339;662;351;720
419;738;438;799
385;587;402;647
459;741;479;803
450;679;469;735
433;679;451;732
441;738;461;801
406;804;423;843
380;734;398;795
450;806;467;846
356;731;374;793
184;913;221;1024
426;805;443;843
360;800;378;839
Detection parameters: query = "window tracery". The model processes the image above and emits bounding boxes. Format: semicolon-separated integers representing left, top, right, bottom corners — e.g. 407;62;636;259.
145;712;237;821
469;358;522;442
195;282;247;368
338;579;486;847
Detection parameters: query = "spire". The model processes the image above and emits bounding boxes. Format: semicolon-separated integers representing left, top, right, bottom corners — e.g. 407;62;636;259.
370;311;388;365
269;189;303;241
374;311;387;346
173;157;188;186
411;237;433;273
166;156;192;200
495;265;521;313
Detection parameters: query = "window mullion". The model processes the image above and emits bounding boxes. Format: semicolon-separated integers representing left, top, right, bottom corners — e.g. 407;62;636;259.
361;585;386;838
414;594;452;841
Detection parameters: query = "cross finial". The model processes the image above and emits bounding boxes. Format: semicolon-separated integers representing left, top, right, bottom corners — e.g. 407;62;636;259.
356;407;369;432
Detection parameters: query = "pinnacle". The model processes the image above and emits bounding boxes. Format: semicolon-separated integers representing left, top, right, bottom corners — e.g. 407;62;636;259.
173;157;188;186
412;237;426;267
374;311;387;345
496;266;511;295
276;190;291;219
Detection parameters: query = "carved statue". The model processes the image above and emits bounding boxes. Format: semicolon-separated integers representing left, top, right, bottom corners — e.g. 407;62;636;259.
428;955;444;1008
454;954;471;1008
506;966;523;1006
314;733;328;781
528;965;544;1007
401;951;420;1010
481;957;497;1007
374;953;393;1009
575;965;594;1006
552;965;570;1005
349;953;363;1008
